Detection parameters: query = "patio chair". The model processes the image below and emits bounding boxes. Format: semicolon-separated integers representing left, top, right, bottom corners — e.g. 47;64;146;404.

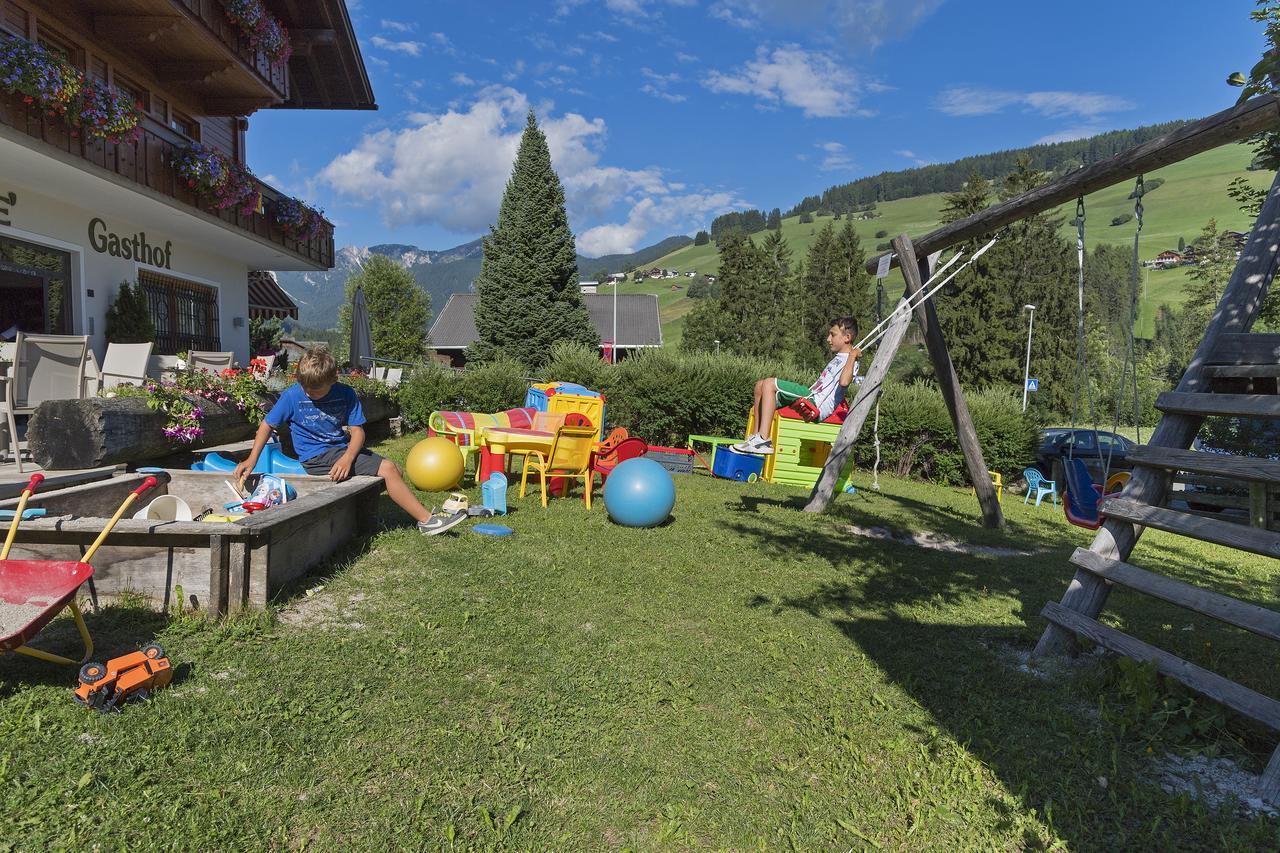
520;422;598;509
99;342;153;391
1022;467;1058;507
384;367;403;387
81;349;100;398
187;350;234;373
3;333;90;472
146;354;181;380
968;470;1003;503
255;354;276;373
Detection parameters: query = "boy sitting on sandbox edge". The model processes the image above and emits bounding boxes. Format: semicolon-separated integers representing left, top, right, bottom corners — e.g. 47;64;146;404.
732;316;862;456
234;347;464;535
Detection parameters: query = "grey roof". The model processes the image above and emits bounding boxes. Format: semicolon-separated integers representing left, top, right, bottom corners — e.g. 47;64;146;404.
429;293;663;350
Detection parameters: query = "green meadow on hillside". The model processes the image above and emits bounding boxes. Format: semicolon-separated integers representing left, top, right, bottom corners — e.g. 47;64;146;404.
608;144;1273;345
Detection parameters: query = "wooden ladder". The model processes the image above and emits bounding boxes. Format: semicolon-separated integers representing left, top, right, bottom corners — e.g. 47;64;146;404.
1034;172;1280;802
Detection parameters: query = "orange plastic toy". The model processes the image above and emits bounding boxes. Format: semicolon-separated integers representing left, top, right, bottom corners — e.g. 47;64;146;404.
74;643;173;712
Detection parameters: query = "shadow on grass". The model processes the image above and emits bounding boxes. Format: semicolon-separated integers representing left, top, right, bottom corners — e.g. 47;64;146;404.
730;486;1280;846
0;602;172;699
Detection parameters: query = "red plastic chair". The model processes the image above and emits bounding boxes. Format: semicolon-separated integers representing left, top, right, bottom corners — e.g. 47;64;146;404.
592;437;648;485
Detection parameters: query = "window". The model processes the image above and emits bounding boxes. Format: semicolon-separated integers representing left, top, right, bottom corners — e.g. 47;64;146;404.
36;26;81;68
0;235;73;335
138;271;220;355
0;1;27;39
150;93;168;122
169;110;199;140
112;74;149;114
89;56;107;85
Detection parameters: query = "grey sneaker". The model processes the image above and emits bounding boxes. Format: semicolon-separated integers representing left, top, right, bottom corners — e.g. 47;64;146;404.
750;439;774;455
731;434;765;454
418;510;467;535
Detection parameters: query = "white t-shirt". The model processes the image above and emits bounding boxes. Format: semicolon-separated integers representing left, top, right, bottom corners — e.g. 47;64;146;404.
810;352;859;419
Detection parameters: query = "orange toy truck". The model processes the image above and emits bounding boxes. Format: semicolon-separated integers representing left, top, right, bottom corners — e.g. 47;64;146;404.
75;643;173;712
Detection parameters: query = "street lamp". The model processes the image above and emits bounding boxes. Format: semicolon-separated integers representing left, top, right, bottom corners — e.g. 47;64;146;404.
1021;304;1036;412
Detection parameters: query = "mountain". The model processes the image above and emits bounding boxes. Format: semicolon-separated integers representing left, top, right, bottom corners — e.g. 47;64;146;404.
275;235;694;329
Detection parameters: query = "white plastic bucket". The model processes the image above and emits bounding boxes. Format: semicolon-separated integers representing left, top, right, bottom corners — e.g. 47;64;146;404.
133;494;193;522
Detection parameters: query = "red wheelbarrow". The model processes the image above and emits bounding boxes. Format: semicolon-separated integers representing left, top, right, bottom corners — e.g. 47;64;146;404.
0;474;160;666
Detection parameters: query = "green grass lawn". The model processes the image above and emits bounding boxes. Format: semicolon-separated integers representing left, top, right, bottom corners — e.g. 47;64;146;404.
635;144;1272;346
3;435;1280;848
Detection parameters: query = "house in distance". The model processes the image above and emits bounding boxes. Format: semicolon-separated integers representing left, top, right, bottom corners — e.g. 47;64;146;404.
0;1;373;362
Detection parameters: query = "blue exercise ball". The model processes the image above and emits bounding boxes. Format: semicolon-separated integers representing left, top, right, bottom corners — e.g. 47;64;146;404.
603;458;676;528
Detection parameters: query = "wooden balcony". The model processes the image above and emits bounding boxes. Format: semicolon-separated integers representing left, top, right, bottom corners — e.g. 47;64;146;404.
0;89;334;270
71;0;290;114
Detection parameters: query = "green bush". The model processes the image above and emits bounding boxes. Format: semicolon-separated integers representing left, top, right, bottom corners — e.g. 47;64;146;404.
851;381;1038;485
398;352;1037;484
104;280;155;344
875;229;889;238
1110;213;1134;226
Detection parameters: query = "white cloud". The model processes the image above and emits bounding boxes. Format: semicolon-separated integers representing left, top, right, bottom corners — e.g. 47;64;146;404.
935;86;1134;119
380;19;415;32
452;72;477;87
579;192;744;256
895;148;930;166
704;46;866;118
1035;126;1105;145
708;0;943;48
503;59;526;82
675;51;699;63
639;67;686;102
317;86;746;246
815;141;853;171
370;35;424;56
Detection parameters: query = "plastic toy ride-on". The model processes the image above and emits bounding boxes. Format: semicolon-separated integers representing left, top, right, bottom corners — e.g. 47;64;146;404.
75;643;173;711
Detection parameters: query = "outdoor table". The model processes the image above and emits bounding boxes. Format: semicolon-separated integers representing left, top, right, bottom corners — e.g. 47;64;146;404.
478;426;582;497
686;434;741;472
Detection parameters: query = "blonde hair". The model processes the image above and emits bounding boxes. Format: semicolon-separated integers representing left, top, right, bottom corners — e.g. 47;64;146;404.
297;346;338;390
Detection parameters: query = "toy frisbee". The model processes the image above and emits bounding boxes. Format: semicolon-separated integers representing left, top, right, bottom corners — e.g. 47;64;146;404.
472;524;513;537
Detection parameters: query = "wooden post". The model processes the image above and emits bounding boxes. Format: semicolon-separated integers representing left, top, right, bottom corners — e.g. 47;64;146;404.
207;534;228;618
804;284;916;513
1034;169;1280;658
894;235;1005;529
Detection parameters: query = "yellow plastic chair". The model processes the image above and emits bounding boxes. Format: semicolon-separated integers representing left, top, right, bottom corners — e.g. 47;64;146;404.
970;470;1003;504
520;423;598;508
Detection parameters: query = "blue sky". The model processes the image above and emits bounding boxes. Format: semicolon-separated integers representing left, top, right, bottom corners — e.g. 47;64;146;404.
249;1;1264;257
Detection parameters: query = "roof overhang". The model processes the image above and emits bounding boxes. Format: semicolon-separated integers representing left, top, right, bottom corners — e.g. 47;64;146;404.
266;0;377;110
248;271;299;319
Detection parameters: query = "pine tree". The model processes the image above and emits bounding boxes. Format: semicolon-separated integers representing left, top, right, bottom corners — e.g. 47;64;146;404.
104;280;156;344
940;171;991;225
473;111;595;367
794;222;872;369
766;208;782;230
694;230;710;246
1186;218;1236;317
338;254;431;363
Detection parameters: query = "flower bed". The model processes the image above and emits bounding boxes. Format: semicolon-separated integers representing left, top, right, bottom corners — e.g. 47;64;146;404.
113;362;272;444
173;143;261;216
273;196;325;242
223;0;292;64
0;38;142;144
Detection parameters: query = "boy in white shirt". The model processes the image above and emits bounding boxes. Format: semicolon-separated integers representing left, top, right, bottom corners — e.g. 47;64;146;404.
733;316;861;456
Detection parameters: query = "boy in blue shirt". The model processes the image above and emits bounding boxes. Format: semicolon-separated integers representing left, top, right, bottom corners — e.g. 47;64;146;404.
236;347;462;534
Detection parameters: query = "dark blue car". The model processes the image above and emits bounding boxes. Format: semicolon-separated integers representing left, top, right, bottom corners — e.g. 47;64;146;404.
1034;428;1136;484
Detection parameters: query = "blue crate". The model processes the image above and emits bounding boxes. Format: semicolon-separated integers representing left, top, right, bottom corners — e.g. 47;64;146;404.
711;446;764;482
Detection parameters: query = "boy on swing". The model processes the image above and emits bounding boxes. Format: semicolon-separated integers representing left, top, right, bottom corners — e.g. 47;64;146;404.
732;316;861;455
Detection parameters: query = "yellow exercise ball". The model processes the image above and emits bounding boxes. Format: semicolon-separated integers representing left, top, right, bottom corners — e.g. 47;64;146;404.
405;436;465;491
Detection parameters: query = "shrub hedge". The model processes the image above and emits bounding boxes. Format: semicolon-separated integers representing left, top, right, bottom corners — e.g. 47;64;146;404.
397;347;1039;484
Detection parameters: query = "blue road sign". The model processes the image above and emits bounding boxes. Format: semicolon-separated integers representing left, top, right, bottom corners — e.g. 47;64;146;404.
1026;378;1039;392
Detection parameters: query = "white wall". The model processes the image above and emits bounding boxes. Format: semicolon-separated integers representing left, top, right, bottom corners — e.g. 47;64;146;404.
1;171;253;363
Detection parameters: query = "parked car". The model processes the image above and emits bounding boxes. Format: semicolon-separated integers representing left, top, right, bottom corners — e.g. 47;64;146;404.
1034;428;1137;485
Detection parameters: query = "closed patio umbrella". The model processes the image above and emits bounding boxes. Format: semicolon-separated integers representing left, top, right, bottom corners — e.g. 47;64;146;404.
349;286;374;372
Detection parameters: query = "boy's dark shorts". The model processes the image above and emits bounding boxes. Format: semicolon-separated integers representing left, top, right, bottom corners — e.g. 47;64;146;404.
302;447;386;477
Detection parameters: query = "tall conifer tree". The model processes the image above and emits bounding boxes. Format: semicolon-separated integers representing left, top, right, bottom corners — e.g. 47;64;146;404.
473;112;595;367
794;221;871;368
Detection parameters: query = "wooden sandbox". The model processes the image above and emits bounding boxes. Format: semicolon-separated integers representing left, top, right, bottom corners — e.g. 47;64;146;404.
0;471;383;614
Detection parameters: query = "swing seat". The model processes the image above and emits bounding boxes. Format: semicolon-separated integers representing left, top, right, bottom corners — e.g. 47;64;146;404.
1061;458;1122;530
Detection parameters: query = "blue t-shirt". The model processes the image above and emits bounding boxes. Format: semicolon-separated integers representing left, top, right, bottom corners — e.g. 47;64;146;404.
265;383;366;462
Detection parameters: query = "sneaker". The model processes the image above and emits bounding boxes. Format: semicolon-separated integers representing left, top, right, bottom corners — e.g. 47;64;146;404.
750;439;774;455
417;510;467;536
731;434;765;454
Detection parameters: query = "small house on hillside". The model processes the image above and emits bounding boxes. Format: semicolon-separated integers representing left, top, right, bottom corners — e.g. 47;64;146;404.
1151;250;1184;268
429;293;664;368
580;282;598;294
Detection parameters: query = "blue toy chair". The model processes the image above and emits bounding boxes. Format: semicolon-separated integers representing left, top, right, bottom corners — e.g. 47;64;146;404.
1023;467;1058;507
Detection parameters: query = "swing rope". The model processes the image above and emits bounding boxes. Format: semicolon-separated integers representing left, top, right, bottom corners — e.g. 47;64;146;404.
870;279;885;491
854;235;999;352
1104;175;1145;482
1069;195;1099;465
